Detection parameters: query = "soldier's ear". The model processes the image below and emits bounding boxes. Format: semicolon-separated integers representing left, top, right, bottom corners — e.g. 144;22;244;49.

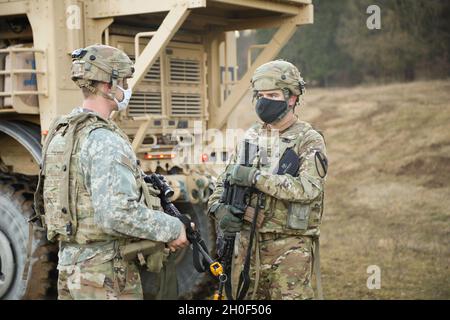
96;82;104;91
99;82;112;94
288;95;298;107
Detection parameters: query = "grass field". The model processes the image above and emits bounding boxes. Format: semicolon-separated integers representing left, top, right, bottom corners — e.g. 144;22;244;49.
231;80;450;299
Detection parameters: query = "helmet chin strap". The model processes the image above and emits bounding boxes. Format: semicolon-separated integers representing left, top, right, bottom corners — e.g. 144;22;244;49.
75;79;112;101
109;74;119;99
273;105;292;125
97;68;119;101
275;88;294;121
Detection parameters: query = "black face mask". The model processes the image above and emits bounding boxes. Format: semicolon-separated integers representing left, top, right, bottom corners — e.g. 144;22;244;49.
255;97;288;124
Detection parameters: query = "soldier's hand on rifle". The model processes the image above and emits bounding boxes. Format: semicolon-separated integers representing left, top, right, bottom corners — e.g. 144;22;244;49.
167;223;189;252
229;164;260;187
215;204;243;236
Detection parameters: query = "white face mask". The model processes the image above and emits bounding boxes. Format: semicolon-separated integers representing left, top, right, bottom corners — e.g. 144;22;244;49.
114;85;132;111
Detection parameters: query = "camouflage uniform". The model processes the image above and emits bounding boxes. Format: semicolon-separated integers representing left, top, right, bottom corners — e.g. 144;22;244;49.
208;60;327;300
34;45;182;300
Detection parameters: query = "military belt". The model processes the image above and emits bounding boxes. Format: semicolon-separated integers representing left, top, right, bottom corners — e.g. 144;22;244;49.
59;239;126;251
259;232;282;242
259;232;306;242
243;206;265;228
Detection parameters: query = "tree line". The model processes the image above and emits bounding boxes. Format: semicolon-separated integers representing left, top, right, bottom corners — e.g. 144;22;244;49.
251;0;450;87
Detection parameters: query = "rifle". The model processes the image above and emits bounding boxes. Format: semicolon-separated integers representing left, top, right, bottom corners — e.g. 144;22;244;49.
144;174;226;286
217;139;261;300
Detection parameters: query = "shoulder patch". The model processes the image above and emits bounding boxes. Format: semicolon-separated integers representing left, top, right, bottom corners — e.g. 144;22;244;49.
314;150;328;178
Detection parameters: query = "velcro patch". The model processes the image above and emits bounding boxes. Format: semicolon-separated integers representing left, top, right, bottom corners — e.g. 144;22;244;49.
72;61;85;77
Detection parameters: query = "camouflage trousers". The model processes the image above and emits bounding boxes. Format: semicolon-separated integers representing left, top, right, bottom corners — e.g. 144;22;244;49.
57;255;143;300
231;230;314;300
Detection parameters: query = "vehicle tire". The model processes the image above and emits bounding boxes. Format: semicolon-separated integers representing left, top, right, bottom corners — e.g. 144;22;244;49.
0;172;57;300
175;202;217;299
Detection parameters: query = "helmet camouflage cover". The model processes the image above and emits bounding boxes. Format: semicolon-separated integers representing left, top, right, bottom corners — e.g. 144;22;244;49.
251;59;305;98
71;44;134;97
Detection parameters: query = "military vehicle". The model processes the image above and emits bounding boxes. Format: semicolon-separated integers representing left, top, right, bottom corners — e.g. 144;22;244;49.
0;0;313;299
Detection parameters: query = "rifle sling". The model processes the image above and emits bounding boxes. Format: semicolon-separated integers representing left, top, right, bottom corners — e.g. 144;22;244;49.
236;192;262;300
223;236;235;300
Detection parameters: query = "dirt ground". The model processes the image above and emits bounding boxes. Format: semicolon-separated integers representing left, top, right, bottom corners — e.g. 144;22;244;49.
231;80;450;299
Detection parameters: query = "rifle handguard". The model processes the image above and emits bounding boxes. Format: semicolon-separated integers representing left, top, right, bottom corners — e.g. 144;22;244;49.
119;240;165;261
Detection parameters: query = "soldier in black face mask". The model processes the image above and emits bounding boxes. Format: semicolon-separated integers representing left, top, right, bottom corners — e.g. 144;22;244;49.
207;60;328;300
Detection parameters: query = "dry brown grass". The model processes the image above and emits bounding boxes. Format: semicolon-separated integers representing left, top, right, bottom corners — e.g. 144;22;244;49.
232;80;450;299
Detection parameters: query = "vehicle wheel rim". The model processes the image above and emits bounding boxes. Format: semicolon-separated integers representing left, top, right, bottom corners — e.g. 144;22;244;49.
0;230;15;298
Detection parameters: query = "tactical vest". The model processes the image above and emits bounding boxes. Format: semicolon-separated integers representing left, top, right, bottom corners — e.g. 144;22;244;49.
242;121;326;237
34;111;161;245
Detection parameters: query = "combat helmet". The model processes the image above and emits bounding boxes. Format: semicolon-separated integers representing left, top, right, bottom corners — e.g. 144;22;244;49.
251;59;305;105
70;44;134;100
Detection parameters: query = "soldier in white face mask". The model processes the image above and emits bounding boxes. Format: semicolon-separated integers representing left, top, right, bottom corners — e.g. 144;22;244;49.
33;44;189;300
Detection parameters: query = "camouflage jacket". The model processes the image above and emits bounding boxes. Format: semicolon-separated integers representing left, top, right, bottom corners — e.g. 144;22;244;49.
42;108;182;265
208;117;327;237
